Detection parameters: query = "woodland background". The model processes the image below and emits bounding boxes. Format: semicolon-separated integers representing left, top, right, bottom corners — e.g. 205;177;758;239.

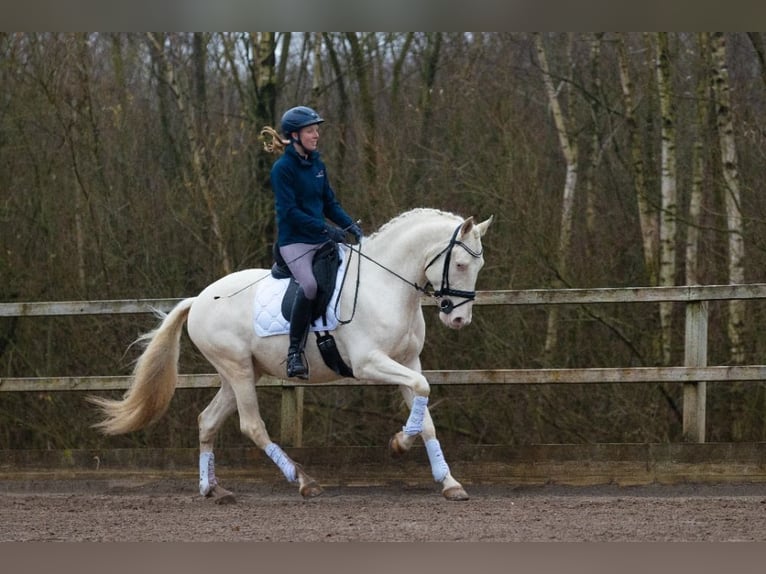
2;32;766;451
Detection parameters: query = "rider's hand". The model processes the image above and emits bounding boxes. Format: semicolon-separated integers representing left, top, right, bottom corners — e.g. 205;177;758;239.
348;223;363;243
324;224;346;243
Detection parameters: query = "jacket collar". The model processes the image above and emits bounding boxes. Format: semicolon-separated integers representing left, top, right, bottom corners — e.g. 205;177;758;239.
286;143;319;167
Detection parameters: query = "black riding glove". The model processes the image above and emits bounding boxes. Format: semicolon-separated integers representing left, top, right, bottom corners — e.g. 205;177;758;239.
348;223;363;243
324;224;346;243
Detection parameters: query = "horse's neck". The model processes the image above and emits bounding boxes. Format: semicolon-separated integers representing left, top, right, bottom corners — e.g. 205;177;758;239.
362;217;451;294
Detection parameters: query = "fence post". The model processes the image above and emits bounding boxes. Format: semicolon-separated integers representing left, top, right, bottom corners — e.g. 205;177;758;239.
683;300;708;442
280;386;304;447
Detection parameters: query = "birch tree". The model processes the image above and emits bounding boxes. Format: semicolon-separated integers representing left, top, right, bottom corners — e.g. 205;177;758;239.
685;33;710;286
711;32;746;362
534;33;578;363
617;33;659;286
655;32;678;365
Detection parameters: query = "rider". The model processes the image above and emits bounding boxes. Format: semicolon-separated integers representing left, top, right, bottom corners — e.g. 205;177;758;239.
262;105;363;379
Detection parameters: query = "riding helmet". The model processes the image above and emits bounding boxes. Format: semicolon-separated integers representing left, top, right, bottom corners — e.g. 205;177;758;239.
281;106;324;137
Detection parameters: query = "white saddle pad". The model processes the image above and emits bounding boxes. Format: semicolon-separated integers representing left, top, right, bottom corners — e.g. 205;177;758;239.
253;244;349;337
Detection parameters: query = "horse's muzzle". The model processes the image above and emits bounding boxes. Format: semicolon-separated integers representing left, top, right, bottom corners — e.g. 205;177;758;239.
439;305;472;330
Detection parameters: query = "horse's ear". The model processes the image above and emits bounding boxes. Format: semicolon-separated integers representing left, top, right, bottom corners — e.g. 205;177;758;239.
459;216;475;236
476;214;493;237
460;215;493;238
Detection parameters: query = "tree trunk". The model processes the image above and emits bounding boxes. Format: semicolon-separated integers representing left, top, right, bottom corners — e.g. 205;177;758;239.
410;32;443;199
323;33;350;181
147;32;183;182
711;32;746;363
655;32;678;365
345;32;377;185
617;33;659;286
686;33;710;287
746;32;766;90
390;33;415;105
584;33;604;235
192;33;209;136
534;33;579;364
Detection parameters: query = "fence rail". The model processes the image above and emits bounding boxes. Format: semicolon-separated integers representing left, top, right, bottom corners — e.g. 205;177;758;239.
2;283;766;445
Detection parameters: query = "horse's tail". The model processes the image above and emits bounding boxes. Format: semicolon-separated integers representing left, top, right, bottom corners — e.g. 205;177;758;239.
89;297;196;435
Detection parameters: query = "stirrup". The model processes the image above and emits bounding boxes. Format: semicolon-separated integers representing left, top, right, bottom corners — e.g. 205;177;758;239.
287;351;308;379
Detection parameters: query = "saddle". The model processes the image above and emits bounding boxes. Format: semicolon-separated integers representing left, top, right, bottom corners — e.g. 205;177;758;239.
271;242;353;378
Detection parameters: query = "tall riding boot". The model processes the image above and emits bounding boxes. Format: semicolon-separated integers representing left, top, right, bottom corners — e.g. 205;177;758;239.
286;289;314;379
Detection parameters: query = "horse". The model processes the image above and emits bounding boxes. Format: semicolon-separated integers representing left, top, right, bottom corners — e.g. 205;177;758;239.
89;208;493;502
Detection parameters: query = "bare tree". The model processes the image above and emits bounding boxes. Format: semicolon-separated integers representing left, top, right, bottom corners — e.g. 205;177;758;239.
345;32;377;185
534;33;579;364
147;32;232;275
711;32;746;363
746;32;766;90
655;32;679;365
409;32;443;199
584;33;605;235
617;33;659;286
686;33;711;286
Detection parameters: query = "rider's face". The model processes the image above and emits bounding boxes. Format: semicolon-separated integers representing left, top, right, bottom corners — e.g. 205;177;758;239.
297;124;320;152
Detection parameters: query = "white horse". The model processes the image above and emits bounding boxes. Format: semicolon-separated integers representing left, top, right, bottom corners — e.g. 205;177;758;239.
90;208;492;502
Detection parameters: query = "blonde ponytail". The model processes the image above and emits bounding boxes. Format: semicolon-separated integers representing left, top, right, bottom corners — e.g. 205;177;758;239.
260;126;289;154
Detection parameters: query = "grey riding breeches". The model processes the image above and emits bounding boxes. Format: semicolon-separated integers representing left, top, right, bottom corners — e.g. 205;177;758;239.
278;242;322;300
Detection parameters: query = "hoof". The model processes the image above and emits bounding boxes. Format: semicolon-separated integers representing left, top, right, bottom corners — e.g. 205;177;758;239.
295;463;323;498
208;484;236;505
299;480;324;498
388;432;408;458
442;486;469;501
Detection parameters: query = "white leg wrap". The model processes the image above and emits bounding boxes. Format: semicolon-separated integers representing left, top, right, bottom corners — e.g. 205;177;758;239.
402;395;429;436
265;442;297;483
425;438;450;482
199;451;217;496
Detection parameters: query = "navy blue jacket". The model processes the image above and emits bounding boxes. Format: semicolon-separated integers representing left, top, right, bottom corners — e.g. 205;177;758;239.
271;145;354;246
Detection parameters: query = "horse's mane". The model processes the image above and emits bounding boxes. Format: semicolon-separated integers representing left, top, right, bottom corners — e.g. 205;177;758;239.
368;208;463;239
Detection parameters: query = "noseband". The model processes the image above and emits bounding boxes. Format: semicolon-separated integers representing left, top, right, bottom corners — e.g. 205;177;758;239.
424;223;484;314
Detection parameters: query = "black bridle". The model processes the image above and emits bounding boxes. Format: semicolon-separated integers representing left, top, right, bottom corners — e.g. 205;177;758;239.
423;222;484;314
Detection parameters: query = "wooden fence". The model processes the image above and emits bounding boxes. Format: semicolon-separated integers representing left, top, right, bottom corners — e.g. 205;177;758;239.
2;284;766;446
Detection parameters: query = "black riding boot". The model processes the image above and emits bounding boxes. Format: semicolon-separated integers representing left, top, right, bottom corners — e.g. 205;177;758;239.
286;289;313;379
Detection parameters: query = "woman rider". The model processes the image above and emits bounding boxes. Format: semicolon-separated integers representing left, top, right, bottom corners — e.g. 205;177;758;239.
262;106;362;379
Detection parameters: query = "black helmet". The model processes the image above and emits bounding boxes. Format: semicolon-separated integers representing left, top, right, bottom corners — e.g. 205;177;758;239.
281;106;324;137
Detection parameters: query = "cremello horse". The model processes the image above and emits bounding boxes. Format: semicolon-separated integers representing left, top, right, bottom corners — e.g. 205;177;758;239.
90;208;492;502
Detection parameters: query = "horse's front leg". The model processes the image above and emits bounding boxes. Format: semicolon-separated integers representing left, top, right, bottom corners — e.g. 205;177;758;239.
390;386;469;501
357;352;468;501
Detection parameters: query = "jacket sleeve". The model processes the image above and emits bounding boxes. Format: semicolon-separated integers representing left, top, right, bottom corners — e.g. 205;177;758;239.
321;165;354;229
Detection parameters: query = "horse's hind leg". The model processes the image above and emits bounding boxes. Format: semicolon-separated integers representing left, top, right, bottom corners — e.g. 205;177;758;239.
221;361;322;499
391;385;469;501
198;381;238;504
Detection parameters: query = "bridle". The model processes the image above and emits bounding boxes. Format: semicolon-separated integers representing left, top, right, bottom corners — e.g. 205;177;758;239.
423;222;484;314
338;222;483;321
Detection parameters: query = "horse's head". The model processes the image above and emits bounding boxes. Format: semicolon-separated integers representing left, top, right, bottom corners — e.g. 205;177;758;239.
424;214;493;330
